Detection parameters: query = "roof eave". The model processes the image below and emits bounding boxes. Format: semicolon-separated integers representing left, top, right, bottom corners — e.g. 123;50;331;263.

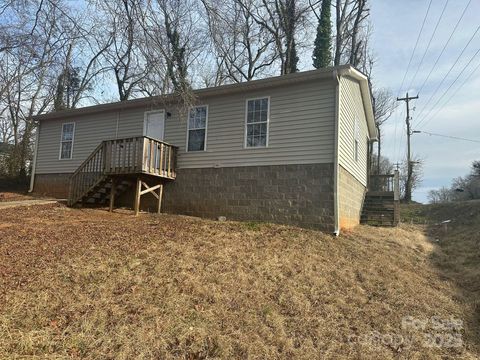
337;66;378;141
32;66;346;122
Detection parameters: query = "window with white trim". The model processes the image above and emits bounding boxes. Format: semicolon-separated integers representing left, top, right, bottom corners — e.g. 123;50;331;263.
60;122;75;159
187;106;207;151
354;118;360;162
246;97;269;147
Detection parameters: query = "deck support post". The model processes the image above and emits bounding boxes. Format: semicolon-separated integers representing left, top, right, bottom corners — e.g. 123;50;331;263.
132;178;165;216
134;177;141;216
157;184;163;214
109;177;116;212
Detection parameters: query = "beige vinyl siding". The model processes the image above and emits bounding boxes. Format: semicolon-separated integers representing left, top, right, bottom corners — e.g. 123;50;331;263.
35;109;144;174
166;80;335;168
338;75;369;186
35;78;336;174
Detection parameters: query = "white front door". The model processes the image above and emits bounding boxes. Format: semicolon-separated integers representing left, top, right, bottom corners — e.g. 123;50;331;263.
144;110;165;140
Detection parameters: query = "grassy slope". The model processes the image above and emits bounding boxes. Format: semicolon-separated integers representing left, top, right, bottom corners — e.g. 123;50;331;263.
0;203;478;359
402;200;480;357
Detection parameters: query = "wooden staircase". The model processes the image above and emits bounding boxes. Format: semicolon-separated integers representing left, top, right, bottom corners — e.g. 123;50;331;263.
361;172;400;227
68;136;177;214
74;177;132;205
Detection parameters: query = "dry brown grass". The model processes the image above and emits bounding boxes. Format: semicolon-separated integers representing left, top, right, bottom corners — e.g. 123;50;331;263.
411;200;480;359
0;191;35;202
0;203;478;359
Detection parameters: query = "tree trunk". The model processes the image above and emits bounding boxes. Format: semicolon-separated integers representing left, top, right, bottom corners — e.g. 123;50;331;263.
334;0;342;66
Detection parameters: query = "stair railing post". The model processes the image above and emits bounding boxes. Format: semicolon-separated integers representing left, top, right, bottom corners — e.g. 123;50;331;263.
394;170;400;201
102;141;108;175
394;169;400;225
142;137;148;173
159;143;165;176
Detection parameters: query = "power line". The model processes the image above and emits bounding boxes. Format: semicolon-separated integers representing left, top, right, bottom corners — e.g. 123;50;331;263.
407;0;450;91
416;45;480;128
416;0;472;95
418;58;480;130
412;130;480;143
396;0;433;96
415;24;480;120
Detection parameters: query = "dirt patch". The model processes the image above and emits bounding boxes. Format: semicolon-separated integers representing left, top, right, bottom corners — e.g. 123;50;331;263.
0;204;477;359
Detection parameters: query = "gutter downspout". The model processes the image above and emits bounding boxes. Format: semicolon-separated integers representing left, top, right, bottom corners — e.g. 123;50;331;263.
333;70;341;236
28;122;40;193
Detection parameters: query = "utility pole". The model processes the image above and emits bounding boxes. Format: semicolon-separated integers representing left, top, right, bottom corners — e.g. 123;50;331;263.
397;93;418;203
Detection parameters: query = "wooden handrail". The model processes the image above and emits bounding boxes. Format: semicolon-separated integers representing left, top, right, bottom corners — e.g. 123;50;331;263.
68;141;107;205
70;142;105;178
369;173;396;193
68;136;177;206
98;135;179;149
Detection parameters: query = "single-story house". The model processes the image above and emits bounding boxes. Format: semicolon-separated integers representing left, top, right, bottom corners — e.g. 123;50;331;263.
30;64;379;234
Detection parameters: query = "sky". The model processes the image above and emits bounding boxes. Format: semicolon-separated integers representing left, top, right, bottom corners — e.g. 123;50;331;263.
369;0;480;203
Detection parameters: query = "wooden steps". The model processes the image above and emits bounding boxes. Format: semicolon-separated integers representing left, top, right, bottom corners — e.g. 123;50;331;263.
361;192;399;226
80;178;131;205
361;172;400;227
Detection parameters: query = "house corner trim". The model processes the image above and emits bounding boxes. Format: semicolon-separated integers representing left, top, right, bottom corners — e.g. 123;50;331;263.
333;70;340;236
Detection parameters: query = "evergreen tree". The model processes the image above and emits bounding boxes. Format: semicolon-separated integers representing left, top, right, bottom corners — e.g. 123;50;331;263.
282;0;299;74
312;0;332;69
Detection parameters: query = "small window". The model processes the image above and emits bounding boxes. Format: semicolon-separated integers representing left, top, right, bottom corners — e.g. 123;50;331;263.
354;118;360;162
187;106;207;151
245;97;269;148
60;122;75;159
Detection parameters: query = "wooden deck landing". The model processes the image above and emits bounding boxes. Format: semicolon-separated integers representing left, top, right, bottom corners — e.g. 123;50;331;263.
68;136;177;211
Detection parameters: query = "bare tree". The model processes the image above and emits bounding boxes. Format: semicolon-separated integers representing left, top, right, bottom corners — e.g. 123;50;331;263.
399;156;423;201
153;0;199;93
0;109;13;144
333;0;370;68
202;0;277;83
239;0;309;75
347;0;368;66
53;20;113;109
135;0;208;109
371;87;396;174
94;0;149;101
427;187;453;204
370;154;394;175
0;0;69;176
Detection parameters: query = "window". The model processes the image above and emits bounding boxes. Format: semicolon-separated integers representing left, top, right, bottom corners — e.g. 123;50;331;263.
59;122;75;159
187;106;207;151
354;118;360;162
245;97;269;148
